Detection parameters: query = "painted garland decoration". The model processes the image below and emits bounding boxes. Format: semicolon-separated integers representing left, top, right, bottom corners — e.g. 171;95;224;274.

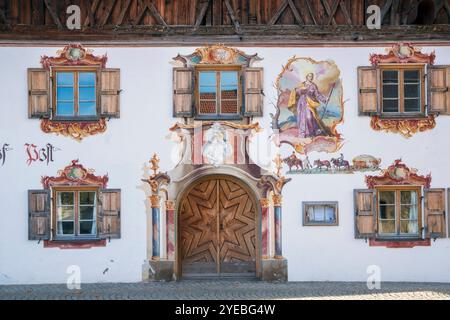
369;43;436;138
365;159;431;189
41;159;108;189
39;44;108;141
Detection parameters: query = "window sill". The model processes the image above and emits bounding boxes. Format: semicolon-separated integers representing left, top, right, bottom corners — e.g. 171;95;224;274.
194;115;244;121
369;238;430;248
51;116;101;122
379;114;427;120
43;239;106;249
303;222;338;227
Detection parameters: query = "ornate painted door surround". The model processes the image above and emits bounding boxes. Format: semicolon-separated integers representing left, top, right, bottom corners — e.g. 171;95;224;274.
141;45;289;281
142;121;290;281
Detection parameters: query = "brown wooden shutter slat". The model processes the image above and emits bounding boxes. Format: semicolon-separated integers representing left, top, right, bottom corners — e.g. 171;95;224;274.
448;189;450;239
100;68;121;118
28;68;50;119
357;66;380;116
28;189;51;240
173;67;194;117
244;67;263;117
98;189;121;239
428;65;450;115
354;189;377;239
424;188;446;239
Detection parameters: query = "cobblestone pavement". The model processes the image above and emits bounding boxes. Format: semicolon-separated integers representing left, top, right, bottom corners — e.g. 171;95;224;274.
1;281;450;300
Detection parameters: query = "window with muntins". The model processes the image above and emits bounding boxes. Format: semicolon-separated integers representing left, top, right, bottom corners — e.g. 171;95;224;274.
54;69;97;119
380;65;424;116
55;189;97;238
377;187;421;237
196;67;241;119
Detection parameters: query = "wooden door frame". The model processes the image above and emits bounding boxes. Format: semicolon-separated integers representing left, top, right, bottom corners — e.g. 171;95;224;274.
174;174;262;279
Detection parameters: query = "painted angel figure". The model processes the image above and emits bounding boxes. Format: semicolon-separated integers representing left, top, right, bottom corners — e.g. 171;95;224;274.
288;73;333;138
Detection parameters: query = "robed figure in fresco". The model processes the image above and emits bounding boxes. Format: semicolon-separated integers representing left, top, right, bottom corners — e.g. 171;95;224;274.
288;73;332;138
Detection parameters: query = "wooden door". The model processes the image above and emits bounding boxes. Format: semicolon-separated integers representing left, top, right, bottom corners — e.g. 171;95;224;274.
179;177;257;277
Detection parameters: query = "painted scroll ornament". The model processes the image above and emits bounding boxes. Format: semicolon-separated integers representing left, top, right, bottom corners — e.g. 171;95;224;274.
369;43;435;66
41;159;108;189
174;44;261;67
41;118;107;142
41;43;107;69
370;116;436;139
365;159;431;188
272;56;344;155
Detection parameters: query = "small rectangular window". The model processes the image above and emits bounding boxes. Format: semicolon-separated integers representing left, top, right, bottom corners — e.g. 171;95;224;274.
55;189;97;238
377;187;421;238
380;65;424;116
196;67;241;119
54;69;97;118
302;202;338;226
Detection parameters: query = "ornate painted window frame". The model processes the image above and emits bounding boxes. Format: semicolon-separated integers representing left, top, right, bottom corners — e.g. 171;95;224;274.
30;44;120;141
368;43;437;138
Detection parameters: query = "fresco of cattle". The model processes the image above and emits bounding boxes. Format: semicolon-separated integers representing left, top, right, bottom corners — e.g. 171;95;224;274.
283;153;381;174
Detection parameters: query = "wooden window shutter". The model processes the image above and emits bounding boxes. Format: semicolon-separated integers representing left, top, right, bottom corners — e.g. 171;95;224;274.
173;67;194;117
28;189;51;240
424;188;446;239
100;68;121;118
428;66;450;115
357;66;380;116
28;68;50;119
98;189;121;239
244;67;264;117
354;189;377;239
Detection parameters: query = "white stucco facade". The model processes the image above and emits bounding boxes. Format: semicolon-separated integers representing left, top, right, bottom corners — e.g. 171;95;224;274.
0;45;449;284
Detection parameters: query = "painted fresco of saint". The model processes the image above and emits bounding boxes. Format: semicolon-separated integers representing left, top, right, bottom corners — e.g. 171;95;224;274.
274;56;344;155
287;73;332;138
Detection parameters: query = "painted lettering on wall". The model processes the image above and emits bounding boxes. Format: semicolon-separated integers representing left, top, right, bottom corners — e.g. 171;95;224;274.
0;143;12;166
25;143;60;166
